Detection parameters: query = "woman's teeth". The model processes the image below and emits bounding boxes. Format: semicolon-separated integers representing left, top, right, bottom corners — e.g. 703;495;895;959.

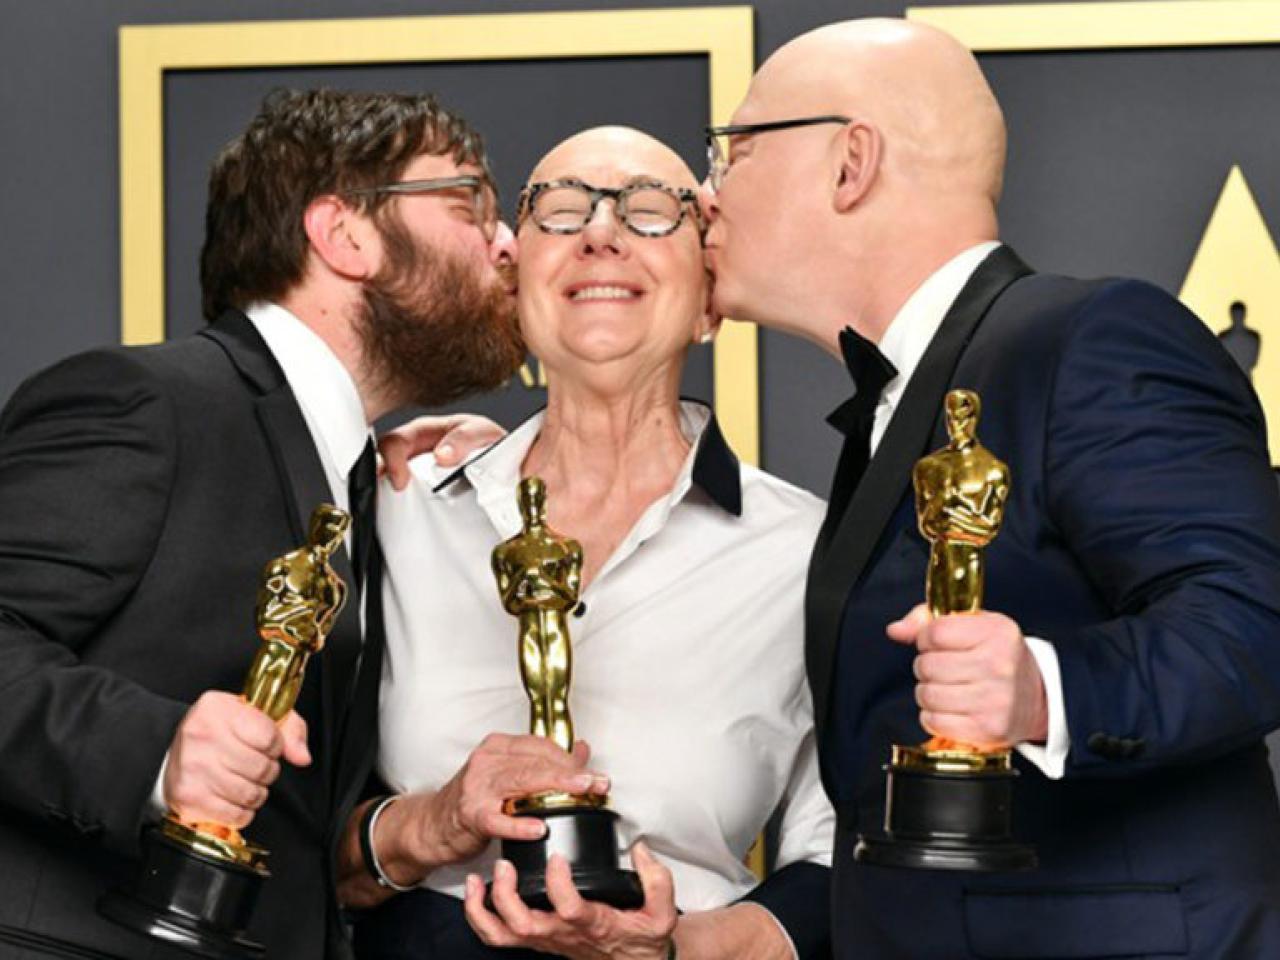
570;286;639;301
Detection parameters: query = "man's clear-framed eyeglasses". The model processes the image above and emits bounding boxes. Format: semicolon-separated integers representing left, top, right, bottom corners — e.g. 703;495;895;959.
346;174;499;242
518;178;703;238
704;115;852;193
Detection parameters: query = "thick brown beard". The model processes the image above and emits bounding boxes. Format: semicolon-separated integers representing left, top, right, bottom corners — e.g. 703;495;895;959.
357;217;525;409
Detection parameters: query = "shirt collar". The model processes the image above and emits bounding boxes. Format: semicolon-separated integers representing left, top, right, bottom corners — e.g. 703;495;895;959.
690;405;742;517
434;399;742;518
245;301;371;478
875;241;1003;404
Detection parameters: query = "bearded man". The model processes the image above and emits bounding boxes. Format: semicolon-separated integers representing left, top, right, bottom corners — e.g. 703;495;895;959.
0;88;525;960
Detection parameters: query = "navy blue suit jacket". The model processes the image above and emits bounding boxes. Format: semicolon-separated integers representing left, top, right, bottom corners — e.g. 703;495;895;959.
807;247;1280;959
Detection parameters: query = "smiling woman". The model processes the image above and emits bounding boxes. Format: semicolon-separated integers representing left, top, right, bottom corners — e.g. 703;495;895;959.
344;126;836;960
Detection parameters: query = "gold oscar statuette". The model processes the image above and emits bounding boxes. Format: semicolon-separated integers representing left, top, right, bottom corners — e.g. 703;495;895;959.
488;477;642;909
100;504;351;959
855;390;1037;871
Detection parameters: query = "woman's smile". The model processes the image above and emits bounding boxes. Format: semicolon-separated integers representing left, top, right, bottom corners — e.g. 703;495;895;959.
564;282;644;304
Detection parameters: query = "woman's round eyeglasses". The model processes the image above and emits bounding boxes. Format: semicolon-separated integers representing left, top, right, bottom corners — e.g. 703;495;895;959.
518;178;703;238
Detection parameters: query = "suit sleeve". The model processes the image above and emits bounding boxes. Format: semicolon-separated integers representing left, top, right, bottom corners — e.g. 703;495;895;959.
1043;280;1280;776
0;350;188;854
739;726;834;959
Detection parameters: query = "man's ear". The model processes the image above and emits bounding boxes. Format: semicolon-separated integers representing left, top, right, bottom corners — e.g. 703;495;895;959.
833;121;881;213
303;195;378;280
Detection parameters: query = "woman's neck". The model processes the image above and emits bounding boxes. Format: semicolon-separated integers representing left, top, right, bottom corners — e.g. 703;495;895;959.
524;380;690;500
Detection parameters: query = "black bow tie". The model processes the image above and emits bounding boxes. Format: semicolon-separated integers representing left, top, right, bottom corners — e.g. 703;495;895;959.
816;327;899;551
826;326;898;435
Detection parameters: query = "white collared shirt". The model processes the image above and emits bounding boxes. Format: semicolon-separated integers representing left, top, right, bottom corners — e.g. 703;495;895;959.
869;242;1069;778
870;242;1002;454
376;402;835;917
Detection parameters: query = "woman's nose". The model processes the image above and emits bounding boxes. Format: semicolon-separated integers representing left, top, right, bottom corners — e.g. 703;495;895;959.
577;200;628;258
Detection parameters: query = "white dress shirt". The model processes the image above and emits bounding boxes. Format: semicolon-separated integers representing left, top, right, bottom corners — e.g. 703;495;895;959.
148;302;372;816
376;402;836;918
869;242;1069;778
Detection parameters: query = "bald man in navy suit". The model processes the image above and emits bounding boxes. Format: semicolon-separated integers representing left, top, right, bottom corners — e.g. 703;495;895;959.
701;18;1280;959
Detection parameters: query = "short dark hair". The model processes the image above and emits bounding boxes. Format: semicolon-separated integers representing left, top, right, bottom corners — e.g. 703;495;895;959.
199;88;493;322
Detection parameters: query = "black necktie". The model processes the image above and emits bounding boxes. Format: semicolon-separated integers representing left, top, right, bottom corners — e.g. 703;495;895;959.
347;438;377;601
818;327;898;547
332;440;385;801
333;437;377;726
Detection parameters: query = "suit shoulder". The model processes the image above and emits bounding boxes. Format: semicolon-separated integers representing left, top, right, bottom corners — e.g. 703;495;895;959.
127;333;246;393
1070;276;1216;342
981;273;1222;369
9;335;230;400
13;343;164;389
2;346;173;433
3;335;248;439
1025;275;1242;387
1006;273;1202;336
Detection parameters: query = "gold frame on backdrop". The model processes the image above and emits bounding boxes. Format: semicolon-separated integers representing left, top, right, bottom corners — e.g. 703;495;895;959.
906;0;1280;49
117;7;760;463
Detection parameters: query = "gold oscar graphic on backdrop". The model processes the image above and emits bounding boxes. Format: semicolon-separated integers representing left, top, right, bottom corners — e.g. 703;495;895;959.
488;476;643;909
855;390;1037;871
1181;165;1280;465
99;505;350;959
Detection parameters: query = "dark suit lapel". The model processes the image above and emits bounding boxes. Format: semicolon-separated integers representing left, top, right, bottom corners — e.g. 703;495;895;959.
201;312;363;806
806;247;1033;738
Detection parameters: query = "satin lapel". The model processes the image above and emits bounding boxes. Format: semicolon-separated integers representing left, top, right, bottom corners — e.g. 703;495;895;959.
202;313;361;801
805;247;1033;738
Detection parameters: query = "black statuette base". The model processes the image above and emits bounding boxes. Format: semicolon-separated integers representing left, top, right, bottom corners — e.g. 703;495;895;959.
854;762;1037;872
489;807;644;911
97;828;266;960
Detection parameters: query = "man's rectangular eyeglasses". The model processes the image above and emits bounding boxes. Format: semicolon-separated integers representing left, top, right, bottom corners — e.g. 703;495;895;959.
345;175;498;242
704;115;851;192
518;178;703;238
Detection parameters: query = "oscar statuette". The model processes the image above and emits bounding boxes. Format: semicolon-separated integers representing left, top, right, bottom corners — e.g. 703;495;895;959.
855;390;1037;871
488;476;643;910
99;504;351;958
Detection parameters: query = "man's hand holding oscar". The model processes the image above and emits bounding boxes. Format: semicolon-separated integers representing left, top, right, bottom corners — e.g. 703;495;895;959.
888;605;1048;749
163;692;311;830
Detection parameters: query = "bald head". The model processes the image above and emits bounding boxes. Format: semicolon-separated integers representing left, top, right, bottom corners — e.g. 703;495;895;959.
703;18;1006;347
749;18;1005;205
529;126;697;190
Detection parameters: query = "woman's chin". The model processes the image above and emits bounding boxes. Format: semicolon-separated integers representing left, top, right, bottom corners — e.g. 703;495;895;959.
556;330;646;367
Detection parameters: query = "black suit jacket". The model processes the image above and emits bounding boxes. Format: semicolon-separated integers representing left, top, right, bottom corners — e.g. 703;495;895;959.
808;248;1280;958
0;312;381;960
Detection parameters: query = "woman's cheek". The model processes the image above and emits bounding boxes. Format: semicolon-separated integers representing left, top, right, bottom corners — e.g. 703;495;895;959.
516;295;556;355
